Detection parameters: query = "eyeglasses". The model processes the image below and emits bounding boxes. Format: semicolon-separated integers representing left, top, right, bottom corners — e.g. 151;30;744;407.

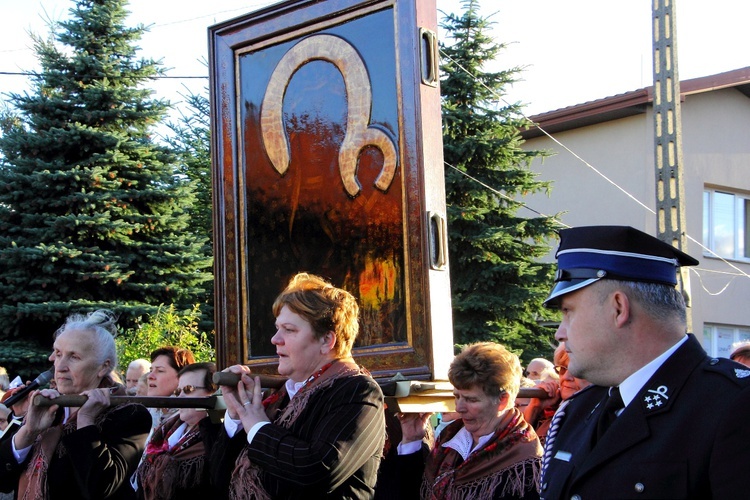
173;385;206;396
554;365;568;376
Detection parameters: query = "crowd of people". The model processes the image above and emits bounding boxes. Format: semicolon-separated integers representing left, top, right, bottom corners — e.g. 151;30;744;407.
1;225;750;498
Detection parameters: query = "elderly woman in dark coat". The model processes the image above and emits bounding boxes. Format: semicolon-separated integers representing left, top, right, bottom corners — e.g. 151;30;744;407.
396;342;543;499
0;310;152;499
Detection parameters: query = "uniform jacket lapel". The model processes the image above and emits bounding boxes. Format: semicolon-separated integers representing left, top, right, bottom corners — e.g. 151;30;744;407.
575;335;707;480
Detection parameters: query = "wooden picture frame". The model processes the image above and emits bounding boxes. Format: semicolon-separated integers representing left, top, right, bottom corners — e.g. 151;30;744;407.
209;0;452;380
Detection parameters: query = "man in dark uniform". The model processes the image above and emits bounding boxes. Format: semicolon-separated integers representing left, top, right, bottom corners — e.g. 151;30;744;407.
540;225;750;499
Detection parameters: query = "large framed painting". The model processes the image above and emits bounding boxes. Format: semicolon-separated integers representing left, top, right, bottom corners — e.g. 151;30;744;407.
209;0;452;380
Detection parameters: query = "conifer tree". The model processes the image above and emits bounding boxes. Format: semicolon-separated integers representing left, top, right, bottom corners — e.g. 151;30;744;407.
0;0;212;343
440;0;561;361
163;90;214;331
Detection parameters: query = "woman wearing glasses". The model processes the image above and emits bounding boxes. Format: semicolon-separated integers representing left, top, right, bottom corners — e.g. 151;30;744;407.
134;362;222;500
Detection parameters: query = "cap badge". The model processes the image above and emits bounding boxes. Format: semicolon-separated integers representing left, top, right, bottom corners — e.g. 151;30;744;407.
596;270;606;278
643;385;669;411
735;368;750;379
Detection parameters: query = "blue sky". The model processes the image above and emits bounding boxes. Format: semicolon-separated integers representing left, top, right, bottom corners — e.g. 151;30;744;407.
2;0;749;118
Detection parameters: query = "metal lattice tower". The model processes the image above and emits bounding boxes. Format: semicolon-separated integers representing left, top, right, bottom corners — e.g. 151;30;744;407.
652;0;692;328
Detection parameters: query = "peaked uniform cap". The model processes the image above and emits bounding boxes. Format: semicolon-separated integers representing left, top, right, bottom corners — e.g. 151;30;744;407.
544;225;699;308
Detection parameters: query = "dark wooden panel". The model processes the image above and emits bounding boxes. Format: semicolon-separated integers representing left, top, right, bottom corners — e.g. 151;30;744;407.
209;0;452;380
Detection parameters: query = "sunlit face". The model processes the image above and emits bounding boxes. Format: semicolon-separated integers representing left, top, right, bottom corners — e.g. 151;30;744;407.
525;360;547;381
136;377;149;396
147;355;179;397
49;329;109;395
555;284;618;386
176;370;211;425
272;305;331;383
556;363;591;400
126;365;148;389
453;385;505;442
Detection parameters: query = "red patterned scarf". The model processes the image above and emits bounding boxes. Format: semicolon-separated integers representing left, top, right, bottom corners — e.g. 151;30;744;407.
421;407;542;500
136;412;208;499
228;358;362;500
16;381;127;500
16;409;77;500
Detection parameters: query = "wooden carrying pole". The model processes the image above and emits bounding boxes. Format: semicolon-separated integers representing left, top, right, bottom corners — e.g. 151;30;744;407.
33;394;226;410
213;372;286;389
212;372;549;401
33;376;549;414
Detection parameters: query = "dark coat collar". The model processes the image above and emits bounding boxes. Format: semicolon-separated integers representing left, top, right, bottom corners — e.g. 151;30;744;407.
577;334;706;476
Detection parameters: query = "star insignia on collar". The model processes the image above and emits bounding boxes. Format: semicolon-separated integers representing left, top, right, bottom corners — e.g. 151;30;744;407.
735;368;750;379
642;385;669;412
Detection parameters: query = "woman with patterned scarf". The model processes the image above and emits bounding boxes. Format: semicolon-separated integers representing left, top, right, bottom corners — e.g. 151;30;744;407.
215;273;386;499
134;362;222;500
0;310;152;499
395;342;543;499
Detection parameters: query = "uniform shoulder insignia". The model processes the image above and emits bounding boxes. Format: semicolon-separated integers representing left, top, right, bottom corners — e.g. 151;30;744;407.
703;357;750;385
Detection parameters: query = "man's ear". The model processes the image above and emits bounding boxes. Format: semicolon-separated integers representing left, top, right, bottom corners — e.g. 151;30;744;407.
611;290;631;328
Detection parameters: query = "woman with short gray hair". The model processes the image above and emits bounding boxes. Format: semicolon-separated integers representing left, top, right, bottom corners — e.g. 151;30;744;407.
0;309;152;499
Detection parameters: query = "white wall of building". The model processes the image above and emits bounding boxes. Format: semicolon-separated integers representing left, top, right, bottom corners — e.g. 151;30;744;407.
521;87;750;354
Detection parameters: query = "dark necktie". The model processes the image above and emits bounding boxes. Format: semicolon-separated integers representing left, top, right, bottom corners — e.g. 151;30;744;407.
594;386;623;444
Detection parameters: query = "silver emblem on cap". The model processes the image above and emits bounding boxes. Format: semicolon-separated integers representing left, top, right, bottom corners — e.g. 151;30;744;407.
596;270;607;278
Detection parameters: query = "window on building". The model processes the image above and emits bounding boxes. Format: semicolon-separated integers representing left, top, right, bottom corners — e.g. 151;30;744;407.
702;324;750;358
703;189;750;261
